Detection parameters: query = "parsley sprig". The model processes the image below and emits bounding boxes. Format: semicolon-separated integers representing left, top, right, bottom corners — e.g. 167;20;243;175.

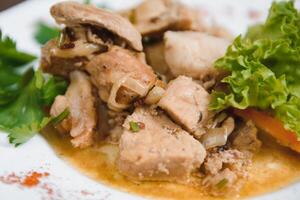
0;31;67;146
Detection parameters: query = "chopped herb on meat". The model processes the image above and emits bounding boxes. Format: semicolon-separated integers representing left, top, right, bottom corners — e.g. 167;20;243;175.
34;22;60;45
129;121;141;132
0;31;67;145
216;178;228;189
50;108;70;126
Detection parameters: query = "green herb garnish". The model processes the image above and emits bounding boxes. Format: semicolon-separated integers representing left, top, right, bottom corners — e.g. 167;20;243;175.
216;178;228;189
51;108;70;126
129;121;140;132
83;0;92;4
34;21;60;45
0;31;67;146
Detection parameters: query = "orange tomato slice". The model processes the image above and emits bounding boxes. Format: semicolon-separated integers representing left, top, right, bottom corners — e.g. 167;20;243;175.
234;108;300;153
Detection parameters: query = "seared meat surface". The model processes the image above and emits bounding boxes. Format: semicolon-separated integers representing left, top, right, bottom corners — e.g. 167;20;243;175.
51;1;142;51
41;39;90;77
41;1;144;78
118;107;206;182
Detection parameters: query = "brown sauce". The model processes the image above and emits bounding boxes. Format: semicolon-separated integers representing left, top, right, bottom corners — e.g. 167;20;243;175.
41;126;300;200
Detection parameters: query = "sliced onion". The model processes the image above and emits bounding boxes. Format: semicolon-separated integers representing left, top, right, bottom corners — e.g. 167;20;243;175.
201;117;235;149
51;40;100;58
211;112;227;128
122;77;149;96
107;75;130;112
144;86;165;105
201;128;228;149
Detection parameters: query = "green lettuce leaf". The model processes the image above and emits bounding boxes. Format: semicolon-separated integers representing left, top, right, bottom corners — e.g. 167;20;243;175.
210;1;300;138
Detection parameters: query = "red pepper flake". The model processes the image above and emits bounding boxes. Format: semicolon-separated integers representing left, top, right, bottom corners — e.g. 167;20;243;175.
43;172;50;177
137;122;145;129
0;171;50;188
21;172;43;187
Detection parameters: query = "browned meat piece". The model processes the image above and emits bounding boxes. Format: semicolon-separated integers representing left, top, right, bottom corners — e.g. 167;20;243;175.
158;76;210;133
86;46;157;111
232;121;262;153
164;31;230;79
40;39;90;77
202;149;250;196
50;71;96;148
51;1;142;51
118;107;206;182
127;0;201;37
41;2;144;77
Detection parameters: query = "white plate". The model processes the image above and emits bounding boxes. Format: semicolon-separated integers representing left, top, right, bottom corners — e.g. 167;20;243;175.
0;0;300;199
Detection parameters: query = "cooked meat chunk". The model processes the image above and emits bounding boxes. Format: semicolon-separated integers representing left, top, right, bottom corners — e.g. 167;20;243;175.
41;39;90;77
51;1;142;51
50;71;96;148
158;76;210;133
144;42;169;75
232;121;262;153
164;31;230;79
204;150;248;175
118;107;206;182
128;0;201;37
202;149;250;196
41;2;145;77
86;46;157;111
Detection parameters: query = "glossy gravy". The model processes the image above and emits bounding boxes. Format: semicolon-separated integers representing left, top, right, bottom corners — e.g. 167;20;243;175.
42;126;300;200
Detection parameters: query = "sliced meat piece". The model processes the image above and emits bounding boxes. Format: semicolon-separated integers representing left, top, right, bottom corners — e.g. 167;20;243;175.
202;149;250;196
130;0;201;36
50;71;96;148
158;76;210;133
51;1;142;51
118;107;206;182
164;31;230;79
40;39;89;77
232;120;262;153
86;46;157;111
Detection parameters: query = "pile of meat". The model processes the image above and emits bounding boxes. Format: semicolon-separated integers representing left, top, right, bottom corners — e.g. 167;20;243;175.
42;0;261;197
